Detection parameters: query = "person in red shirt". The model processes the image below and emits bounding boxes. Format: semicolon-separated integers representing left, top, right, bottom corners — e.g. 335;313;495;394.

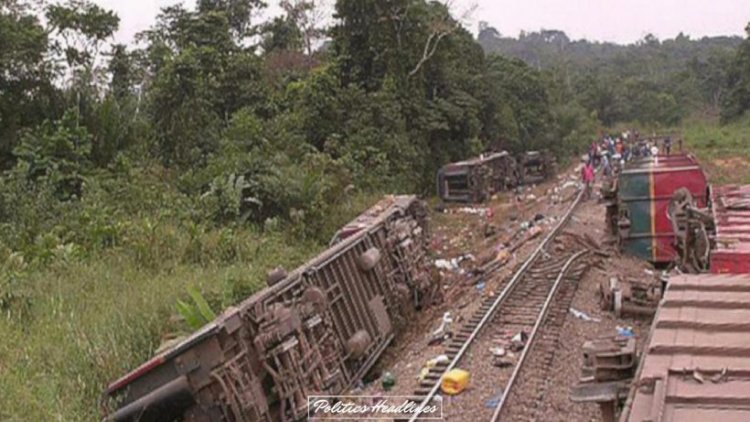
582;161;595;200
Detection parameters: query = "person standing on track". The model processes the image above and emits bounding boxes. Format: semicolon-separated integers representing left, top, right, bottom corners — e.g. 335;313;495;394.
582;160;595;200
602;151;612;176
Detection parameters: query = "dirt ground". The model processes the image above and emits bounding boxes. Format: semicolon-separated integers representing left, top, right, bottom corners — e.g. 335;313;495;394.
351;169;656;422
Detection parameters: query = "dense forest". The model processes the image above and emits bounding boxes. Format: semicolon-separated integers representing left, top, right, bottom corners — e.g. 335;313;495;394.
2;0;750;419
478;23;745;125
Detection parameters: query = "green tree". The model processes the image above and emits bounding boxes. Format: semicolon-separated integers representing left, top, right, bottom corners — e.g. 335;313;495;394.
722;24;750;121
141;3;267;164
13;110;92;199
0;1;60;165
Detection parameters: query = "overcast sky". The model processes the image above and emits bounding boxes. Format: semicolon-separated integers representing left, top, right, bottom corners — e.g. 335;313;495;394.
96;0;750;46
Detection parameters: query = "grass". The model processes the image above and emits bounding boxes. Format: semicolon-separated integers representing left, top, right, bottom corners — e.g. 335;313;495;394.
0;231;314;420
679;116;750;184
0;170;382;421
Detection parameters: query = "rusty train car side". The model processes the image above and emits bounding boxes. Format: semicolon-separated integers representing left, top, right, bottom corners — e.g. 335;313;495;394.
437;149;557;203
436;151;521;203
103;195;432;422
517;150;557;185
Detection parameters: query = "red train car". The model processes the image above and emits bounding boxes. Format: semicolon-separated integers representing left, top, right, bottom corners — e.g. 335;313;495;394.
710;185;750;273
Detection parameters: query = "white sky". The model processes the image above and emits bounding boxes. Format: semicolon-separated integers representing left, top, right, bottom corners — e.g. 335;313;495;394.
95;0;750;46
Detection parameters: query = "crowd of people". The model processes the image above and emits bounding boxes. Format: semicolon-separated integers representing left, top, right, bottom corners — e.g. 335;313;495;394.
581;131;683;199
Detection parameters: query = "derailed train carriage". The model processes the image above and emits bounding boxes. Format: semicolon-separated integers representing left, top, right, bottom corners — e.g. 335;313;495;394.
605;154;709;264
436;151;521;203
436;149;555;203
102;195;432;422
669;184;750;273
517;150;557;184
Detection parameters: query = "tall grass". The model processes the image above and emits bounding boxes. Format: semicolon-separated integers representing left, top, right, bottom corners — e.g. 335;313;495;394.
679;116;750;184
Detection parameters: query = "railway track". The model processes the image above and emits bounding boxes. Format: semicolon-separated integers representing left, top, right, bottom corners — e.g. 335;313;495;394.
489;250;588;421
408;189;592;421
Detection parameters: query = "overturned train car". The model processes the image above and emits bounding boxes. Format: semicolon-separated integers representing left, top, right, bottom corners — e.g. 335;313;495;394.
606;154;709;264
437;149;556;203
103;195;432;422
669;184;750;273
518;150;557;184
436;151;520;203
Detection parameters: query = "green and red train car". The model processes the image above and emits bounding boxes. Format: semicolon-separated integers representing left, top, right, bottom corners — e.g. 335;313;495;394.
615;154;709;264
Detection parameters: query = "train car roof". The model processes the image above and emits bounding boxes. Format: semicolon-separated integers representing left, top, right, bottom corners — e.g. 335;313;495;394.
620;154;703;175
621;273;750;421
439;151;511;169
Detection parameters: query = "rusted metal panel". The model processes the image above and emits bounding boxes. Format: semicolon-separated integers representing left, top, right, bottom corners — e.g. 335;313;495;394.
437;151;520;202
103;195;432;422
711;185;750;273
581;337;637;382
621;273;750;422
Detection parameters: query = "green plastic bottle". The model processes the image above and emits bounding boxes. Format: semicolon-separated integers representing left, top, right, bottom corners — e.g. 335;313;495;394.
381;372;396;391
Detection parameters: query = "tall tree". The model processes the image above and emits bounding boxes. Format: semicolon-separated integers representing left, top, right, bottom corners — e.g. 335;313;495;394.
141;2;267;164
0;0;60;164
722;24;750;121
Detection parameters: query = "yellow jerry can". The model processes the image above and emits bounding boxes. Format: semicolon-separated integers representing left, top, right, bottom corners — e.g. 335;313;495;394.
441;369;470;395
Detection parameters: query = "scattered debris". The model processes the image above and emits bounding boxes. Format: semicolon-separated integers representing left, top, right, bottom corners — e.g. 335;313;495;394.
484;390;504;408
599;276;661;317
510;331;528;351
616;326;634;337
709;367;728;383
561;181;578;190
429;312;454;345
418;355;451;382
441;369;471;395
571;336;637;422
570;308;601;322
434;254;475;272
430;355;450;366
489;346;506;357
434;259;452;270
484;223;498;238
452;207;492;217
692;370;705;384
492;351;516;368
382;372;396;391
418;367;430;381
579;336;637;383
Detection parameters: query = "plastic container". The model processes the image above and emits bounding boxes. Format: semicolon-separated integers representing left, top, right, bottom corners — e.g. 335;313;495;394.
441;369;470;395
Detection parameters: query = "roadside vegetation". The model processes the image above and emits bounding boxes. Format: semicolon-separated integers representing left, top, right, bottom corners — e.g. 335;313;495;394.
681;116;750;183
1;0;750;419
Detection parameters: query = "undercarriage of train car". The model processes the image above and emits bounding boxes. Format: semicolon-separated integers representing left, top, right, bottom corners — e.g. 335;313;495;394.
103;196;433;422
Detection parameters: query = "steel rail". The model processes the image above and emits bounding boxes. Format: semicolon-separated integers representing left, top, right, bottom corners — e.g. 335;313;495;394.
407;188;584;422
488;248;589;422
